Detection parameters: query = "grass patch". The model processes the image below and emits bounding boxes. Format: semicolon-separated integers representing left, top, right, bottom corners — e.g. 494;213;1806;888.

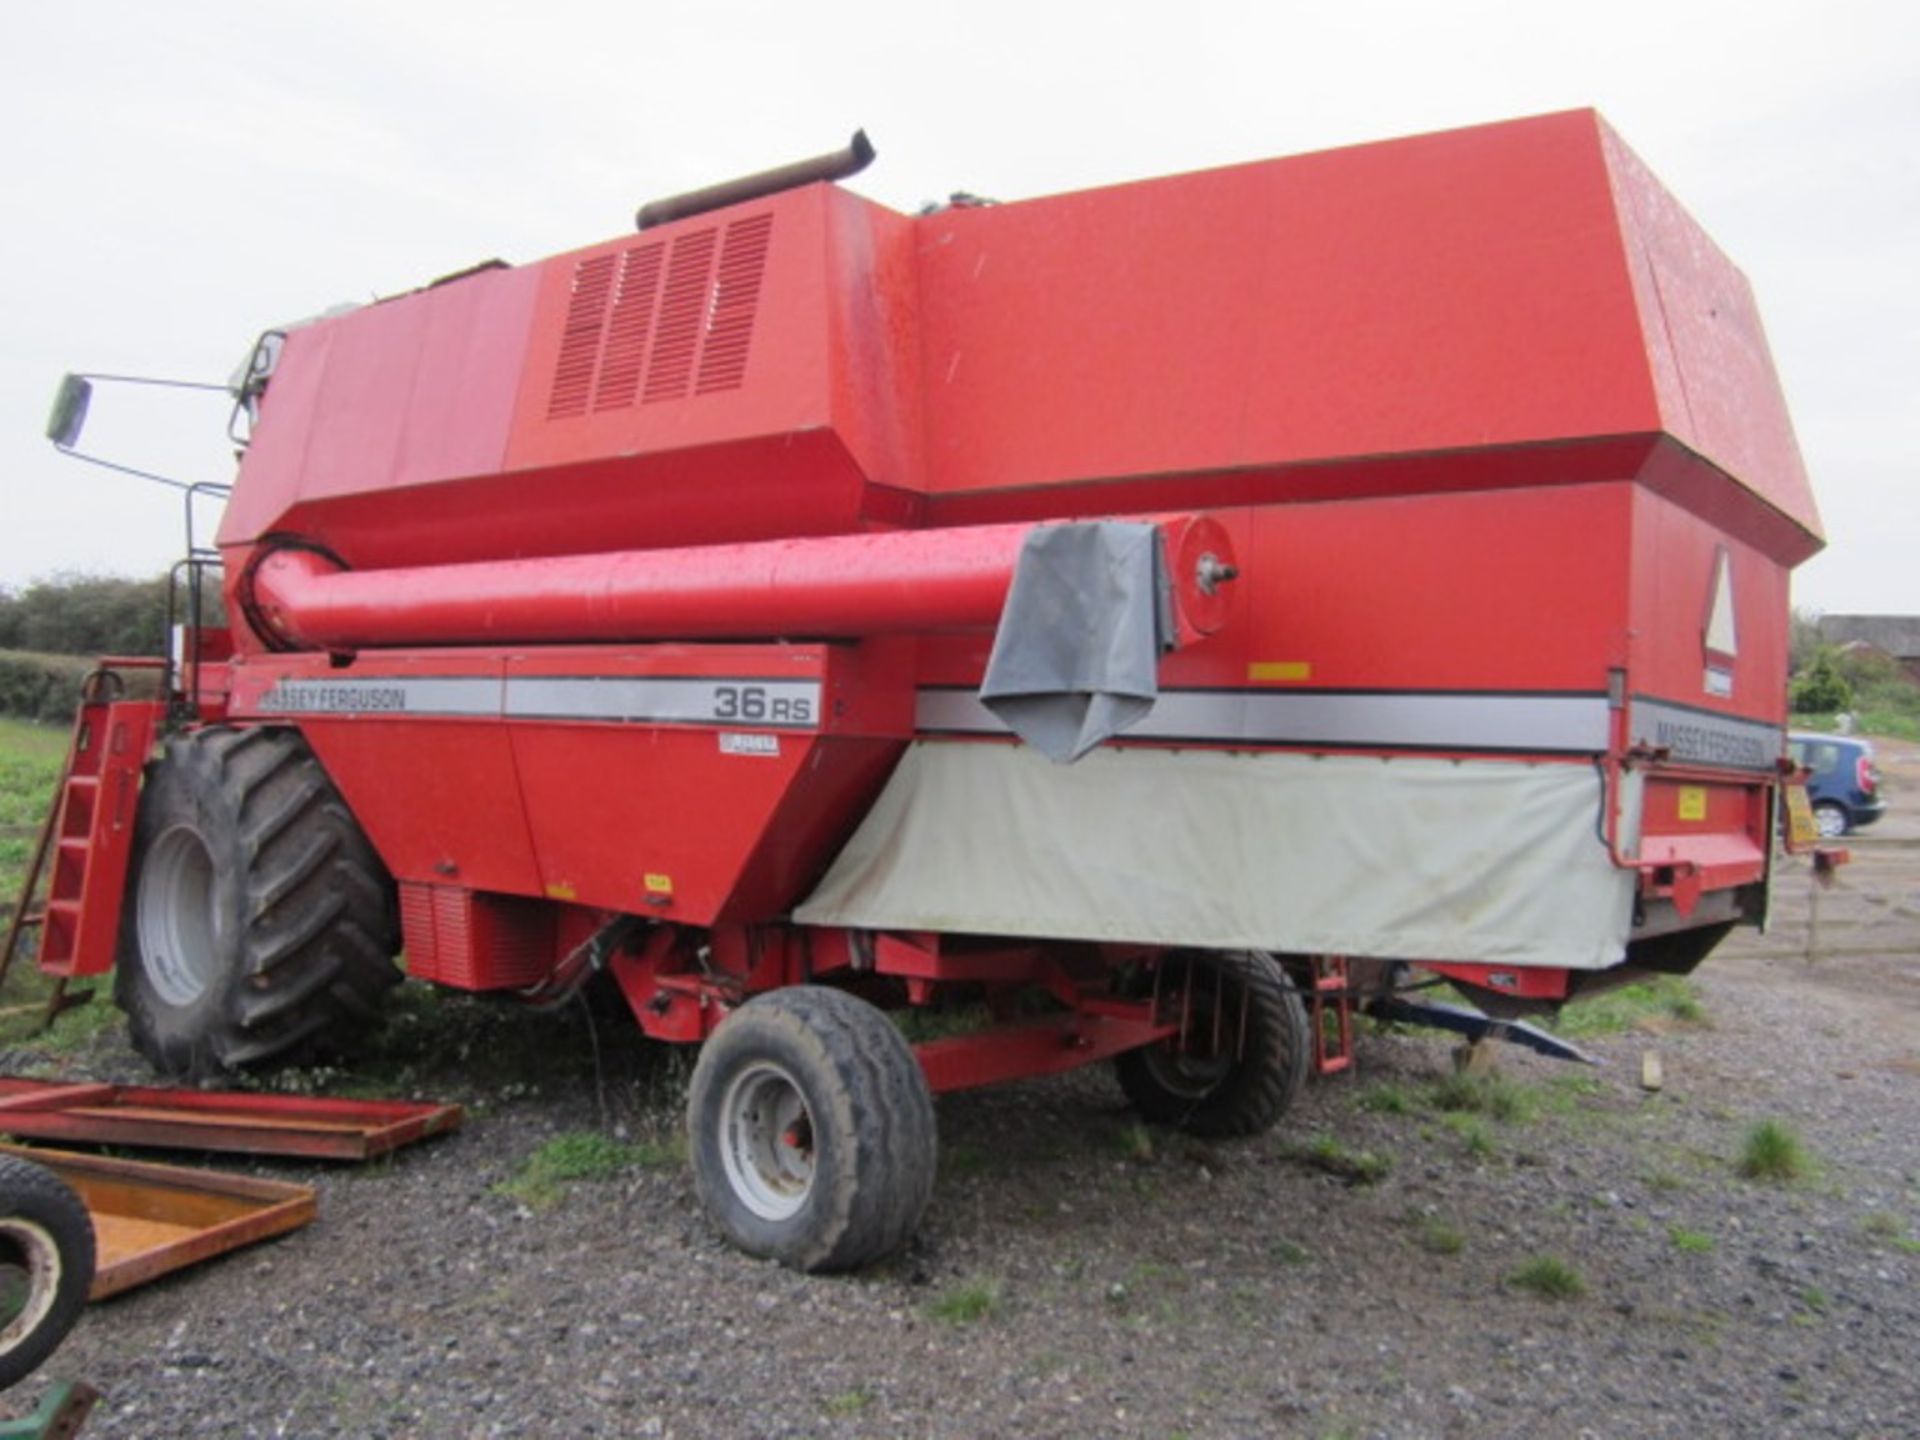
1112;1122;1156;1163
1286;1133;1391;1185
1427;1073;1537;1123
495;1130;673;1209
927;1278;1001;1325
1507;1254;1586;1300
1417;1218;1465;1256
823;1388;873;1416
1357;1082;1415;1116
1555;976;1704;1038
1668;1225;1714;1254
1737;1119;1811;1183
1268;1237;1312;1265
1441;1112;1495;1159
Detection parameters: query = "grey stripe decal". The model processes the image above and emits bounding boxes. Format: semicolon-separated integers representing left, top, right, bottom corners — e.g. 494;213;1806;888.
1629;699;1781;772
507;677;819;728
256;677;502;716
917;688;1612;753
251;676;821;729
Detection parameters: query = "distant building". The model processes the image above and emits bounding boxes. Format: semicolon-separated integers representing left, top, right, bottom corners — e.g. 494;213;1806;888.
1818;614;1920;684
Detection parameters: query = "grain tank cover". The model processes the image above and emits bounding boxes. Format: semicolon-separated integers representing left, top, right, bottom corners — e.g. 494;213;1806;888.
219;110;1817;580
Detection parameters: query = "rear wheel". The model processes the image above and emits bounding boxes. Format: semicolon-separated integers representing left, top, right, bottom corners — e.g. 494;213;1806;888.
1116;949;1311;1137
687;987;936;1271
116;727;401;1078
0;1156;95;1390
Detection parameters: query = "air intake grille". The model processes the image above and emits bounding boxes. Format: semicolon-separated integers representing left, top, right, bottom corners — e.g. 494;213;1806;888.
544;214;772;419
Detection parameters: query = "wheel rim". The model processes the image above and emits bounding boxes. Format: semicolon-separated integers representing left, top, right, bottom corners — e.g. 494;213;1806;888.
717;1062;815;1221
1814;805;1847;839
0;1219;61;1355
137;824;218;1008
1141;963;1239;1099
1140;1036;1236;1099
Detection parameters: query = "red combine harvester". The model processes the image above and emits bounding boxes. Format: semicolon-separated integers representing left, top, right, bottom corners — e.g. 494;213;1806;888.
21;112;1825;1269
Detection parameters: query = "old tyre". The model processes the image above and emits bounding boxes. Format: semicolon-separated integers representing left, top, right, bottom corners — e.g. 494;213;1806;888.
115;727;401;1078
687;986;936;1272
1115;949;1311;1137
0;1156;95;1390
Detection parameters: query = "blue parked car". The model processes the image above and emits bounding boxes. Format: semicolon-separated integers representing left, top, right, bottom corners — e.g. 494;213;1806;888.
1788;731;1886;838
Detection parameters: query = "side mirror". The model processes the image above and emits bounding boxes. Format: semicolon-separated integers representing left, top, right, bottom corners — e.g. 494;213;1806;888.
46;374;92;448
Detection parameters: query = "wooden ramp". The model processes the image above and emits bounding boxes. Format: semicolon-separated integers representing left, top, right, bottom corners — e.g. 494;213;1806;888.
0;1078;462;1161
0;1144;313;1299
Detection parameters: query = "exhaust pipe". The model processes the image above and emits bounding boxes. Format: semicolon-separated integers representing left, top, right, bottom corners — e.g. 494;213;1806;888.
635;130;876;230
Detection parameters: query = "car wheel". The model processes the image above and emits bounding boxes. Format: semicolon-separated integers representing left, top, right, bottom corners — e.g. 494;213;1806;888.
1813;801;1850;839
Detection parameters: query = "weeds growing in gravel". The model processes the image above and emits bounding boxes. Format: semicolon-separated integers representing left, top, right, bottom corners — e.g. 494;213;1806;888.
1441;1112;1495;1159
1268;1237;1312;1265
1113;1122;1156;1162
1286;1133;1391;1185
1357;1082;1415;1115
1554;976;1704;1038
927;1278;1001;1324
496;1129;675;1209
1507;1255;1586;1300
1668;1226;1715;1254
1417;1218;1466;1255
1738;1119;1811;1182
823;1388;873;1415
1427;1072;1536;1123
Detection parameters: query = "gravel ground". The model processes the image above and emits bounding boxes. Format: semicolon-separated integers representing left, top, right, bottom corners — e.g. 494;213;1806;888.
2;744;1915;1439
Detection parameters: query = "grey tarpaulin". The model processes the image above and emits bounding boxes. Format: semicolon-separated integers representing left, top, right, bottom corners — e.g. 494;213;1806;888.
977;521;1175;763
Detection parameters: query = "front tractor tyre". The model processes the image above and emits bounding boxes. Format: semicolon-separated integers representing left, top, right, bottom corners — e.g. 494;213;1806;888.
687;987;937;1272
1115;949;1312;1137
115;727;401;1079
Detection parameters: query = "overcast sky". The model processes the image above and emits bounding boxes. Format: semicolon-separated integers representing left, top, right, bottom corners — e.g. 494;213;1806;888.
2;1;1913;614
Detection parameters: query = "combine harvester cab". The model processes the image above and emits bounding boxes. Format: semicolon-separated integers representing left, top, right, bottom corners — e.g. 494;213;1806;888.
27;112;1823;1269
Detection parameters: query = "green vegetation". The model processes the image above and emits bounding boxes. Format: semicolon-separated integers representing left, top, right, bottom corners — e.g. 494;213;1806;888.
1441;1112;1495;1159
1860;1213;1918;1252
1789;624;1920;741
1668;1225;1714;1254
1286;1133;1392;1185
495;1130;676;1209
1555;976;1704;1038
1417;1218;1466;1255
0;717;65;910
927;1278;1001;1324
1737;1119;1811;1183
1507;1254;1586;1300
823;1388;874;1416
1112;1122;1156;1162
1357;1082;1415;1115
1427;1072;1537;1123
1268;1237;1313;1265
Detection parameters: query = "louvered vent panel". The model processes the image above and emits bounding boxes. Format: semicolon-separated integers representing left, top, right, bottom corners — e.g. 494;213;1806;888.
546;253;617;419
695;214;775;394
592;242;665;411
643;230;720;404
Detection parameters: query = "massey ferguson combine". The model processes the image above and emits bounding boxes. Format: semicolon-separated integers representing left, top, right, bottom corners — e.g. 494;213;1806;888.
17;111;1824;1269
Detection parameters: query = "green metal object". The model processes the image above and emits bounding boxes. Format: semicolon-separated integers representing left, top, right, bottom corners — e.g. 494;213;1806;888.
0;1380;98;1439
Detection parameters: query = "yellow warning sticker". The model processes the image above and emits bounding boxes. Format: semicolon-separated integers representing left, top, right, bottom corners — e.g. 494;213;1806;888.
544;881;578;902
1677;786;1707;822
644;873;674;896
1783;783;1819;846
1249;661;1312;683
